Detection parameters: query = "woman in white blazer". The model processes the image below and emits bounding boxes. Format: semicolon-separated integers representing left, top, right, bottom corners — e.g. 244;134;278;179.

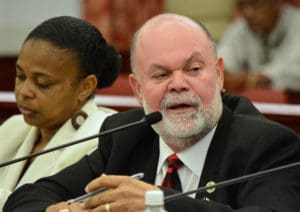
0;16;121;209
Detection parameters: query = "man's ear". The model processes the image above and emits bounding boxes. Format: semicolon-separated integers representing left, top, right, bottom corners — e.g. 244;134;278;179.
216;57;224;90
78;75;97;102
129;74;143;106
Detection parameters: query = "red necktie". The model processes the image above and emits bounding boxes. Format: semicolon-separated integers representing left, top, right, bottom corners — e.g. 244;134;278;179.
161;154;183;191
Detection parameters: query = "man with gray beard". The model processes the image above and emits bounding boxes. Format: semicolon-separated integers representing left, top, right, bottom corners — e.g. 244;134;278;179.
144;90;221;149
5;14;300;212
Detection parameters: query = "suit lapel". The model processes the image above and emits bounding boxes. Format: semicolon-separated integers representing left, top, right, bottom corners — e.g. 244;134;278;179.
103;113;159;185
129;134;159;184
3;127;38;191
196;106;233;199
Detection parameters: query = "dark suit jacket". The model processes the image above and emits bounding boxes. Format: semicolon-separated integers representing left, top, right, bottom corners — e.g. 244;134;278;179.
4;94;300;212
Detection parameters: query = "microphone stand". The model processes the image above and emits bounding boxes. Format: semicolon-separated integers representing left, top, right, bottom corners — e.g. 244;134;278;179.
165;161;300;202
0;111;162;168
0;133;101;168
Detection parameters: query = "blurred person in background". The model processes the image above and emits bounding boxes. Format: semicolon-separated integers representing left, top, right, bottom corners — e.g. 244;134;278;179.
218;0;300;91
0;16;121;209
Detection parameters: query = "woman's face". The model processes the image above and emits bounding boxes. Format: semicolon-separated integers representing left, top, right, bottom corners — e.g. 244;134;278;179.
15;39;85;130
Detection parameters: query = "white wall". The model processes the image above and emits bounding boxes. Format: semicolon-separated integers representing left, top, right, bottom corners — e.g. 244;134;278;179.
165;0;234;42
0;0;81;56
0;0;234;56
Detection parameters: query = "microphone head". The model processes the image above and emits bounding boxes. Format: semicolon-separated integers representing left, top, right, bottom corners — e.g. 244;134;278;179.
144;111;162;125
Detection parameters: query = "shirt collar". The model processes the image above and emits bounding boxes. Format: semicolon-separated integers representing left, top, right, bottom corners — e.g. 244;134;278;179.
157;126;217;177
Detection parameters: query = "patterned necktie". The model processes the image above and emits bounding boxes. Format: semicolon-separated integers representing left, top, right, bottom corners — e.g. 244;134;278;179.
161;154;183;191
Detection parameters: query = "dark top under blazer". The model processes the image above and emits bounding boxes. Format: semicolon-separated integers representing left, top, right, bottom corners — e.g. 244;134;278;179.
4;94;300;212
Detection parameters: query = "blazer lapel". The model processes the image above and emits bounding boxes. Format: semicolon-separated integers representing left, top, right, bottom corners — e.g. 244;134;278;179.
105;121;159;184
129;134;159;184
196;106;233;199
4;127;38;191
16;120;75;188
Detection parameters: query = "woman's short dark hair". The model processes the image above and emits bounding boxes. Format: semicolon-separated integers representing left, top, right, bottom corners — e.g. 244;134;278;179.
24;16;121;89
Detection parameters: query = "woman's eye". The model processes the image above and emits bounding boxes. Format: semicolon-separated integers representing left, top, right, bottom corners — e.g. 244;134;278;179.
36;82;51;89
35;79;53;89
16;74;26;81
35;77;55;89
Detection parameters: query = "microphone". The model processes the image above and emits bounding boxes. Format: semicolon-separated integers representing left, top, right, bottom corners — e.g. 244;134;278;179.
164;160;300;202
0;111;162;168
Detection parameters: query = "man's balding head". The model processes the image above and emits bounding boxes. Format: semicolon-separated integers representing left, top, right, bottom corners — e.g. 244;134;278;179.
130;14;217;75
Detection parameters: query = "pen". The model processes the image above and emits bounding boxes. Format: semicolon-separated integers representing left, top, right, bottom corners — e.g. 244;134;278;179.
68;172;144;205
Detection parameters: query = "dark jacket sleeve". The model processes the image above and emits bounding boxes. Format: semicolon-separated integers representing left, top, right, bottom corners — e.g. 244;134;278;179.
4;149;103;212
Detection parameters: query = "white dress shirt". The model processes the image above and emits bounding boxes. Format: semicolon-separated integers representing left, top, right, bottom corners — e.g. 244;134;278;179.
155;126;217;198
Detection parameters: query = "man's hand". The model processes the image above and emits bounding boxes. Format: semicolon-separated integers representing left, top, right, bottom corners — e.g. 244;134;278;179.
46;202;83;212
81;174;160;212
